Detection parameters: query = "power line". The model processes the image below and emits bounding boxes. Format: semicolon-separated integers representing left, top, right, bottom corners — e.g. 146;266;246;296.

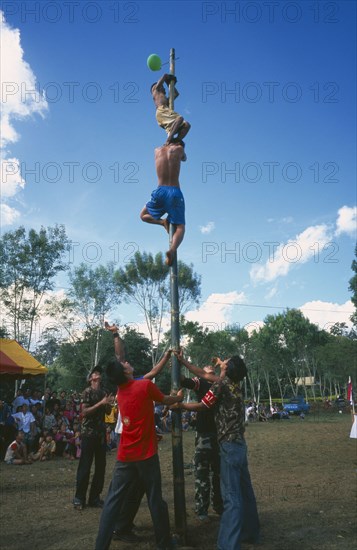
206;301;354;314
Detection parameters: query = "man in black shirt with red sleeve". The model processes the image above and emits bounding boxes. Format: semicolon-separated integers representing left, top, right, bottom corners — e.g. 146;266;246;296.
181;364;223;520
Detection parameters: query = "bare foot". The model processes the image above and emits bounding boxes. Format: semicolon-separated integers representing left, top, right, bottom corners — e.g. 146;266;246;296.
165;250;175;266
162;218;170;233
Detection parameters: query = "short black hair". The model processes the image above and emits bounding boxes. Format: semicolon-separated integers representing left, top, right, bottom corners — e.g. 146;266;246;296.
87;365;103;382
106;358;127;387
226;356;247;383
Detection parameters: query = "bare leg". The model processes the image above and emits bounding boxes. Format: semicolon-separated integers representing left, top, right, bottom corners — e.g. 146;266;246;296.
166;116;184;144
140;207;169;233
177;121;191;141
165;224;185;266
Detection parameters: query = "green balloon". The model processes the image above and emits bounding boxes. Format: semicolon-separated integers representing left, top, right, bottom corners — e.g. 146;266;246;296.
147;54;162;71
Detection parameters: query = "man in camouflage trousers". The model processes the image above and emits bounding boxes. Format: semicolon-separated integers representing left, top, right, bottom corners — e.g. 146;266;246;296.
180;362;223;520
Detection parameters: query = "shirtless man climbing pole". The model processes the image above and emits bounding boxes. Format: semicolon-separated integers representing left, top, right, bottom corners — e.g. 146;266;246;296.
140;142;186;266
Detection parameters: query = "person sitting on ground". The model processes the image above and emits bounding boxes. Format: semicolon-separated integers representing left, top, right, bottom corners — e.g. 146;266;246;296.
43;407;57;431
140;142;186;266
151;73;191;146
12;403;36;452
4;430;32;465
31;432;56;461
55;423;74;458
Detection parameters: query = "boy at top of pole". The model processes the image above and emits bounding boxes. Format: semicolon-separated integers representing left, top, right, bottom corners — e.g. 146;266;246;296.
151;73;191;146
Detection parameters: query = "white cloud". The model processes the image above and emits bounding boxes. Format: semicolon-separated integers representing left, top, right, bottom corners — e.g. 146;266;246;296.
0;11;48;223
199;221;215;234
335;205;357;237
0;202;20;226
250;223;331;283
0;157;25;198
299;300;353;331
185;291;247;330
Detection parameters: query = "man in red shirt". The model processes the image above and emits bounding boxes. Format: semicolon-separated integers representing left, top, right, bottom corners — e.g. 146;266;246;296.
94;341;183;550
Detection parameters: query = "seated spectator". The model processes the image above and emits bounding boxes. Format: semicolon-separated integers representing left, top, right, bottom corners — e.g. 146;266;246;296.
246;401;257;422
47;391;61;412
44;408;57;431
12;403;36;452
57;409;70;428
71;392;81;414
63;400;76;426
181;411;190;431
59;390;67;409
258;406;269;422
4;430;32;465
55;423;74;458
31;433;56;461
52;402;61;423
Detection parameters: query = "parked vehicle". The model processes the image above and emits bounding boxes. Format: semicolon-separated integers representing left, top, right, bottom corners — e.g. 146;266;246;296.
283;396;310;415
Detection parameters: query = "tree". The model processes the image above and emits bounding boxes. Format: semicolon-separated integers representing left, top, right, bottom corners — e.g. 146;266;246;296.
115;251;201;364
45;262;121;369
0;225;70;350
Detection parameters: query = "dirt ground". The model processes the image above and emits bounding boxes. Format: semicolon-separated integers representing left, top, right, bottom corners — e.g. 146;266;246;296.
0;412;356;550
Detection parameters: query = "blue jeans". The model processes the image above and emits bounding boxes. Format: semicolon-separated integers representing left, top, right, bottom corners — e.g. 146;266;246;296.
218;440;259;550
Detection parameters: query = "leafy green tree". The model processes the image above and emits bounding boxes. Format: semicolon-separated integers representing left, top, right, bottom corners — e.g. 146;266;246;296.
0;225;69;350
115;251;201;364
315;333;357;397
33;327;62;366
45;262;121;369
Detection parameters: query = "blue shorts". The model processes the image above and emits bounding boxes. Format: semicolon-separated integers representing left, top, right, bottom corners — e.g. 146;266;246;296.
146;186;185;225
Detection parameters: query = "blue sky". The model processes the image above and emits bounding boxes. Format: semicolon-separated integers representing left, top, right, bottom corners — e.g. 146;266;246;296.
1;0;356;339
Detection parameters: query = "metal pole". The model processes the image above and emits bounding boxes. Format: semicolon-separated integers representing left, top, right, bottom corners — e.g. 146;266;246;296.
169;47;187;543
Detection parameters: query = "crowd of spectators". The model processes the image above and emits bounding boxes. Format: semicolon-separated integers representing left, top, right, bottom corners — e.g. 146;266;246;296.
0;387;198;465
0;388;86;465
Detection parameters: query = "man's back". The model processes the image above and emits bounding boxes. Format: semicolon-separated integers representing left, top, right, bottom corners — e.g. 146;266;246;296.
155;144;184;186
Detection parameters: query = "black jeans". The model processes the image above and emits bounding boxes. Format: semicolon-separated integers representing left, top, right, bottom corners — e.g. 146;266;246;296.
95;454;171;550
75;434;106;504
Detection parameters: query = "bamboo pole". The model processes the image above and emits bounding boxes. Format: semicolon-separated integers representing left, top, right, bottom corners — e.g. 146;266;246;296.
168;47;187;543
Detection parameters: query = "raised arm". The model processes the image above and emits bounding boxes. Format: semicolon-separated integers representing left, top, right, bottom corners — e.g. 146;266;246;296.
144;350;172;380
154;73;169;91
105;322;126;363
174;351;220;383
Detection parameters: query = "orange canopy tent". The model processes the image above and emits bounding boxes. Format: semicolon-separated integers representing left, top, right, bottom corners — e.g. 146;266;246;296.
0;339;48;380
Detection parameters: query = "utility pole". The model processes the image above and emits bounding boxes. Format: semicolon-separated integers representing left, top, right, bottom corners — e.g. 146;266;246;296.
168;47;187;543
